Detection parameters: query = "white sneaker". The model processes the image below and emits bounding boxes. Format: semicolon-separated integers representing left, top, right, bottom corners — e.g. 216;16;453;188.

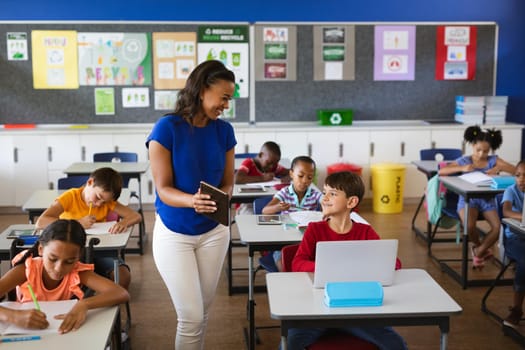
121;330;129;343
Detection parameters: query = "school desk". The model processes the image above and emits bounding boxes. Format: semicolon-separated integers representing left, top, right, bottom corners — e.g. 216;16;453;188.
437;176;510;289
235;212;368;350
266;269;462;350
21;189;131;224
227;185;279;296
0;303;120;350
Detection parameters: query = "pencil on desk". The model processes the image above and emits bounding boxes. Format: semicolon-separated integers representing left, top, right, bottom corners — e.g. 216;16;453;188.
27;283;40;311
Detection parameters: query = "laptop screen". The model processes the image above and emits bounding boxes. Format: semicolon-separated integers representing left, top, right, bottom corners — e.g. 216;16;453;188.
313;239;398;288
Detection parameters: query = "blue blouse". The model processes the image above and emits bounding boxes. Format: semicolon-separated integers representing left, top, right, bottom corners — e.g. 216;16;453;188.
146;115;236;235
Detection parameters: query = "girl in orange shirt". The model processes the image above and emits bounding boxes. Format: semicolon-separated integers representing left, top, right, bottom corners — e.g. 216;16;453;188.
0;219;128;334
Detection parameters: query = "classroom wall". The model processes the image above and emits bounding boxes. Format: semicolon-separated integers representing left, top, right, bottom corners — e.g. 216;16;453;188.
2;0;524;124
0;0;525;124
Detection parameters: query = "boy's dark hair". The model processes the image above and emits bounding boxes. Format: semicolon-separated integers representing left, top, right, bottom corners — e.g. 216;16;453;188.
261;141;281;158
173;60;235;122
291;156;316;170
464;125;503;151
14;219;86;267
325;171;364;203
516;160;525;169
90;167;122;201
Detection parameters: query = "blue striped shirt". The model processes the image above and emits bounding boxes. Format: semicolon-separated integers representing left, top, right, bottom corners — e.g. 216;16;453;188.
275;184;322;214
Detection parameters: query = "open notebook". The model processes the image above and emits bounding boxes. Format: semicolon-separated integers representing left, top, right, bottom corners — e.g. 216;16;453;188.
313;239;398;288
0;299;77;335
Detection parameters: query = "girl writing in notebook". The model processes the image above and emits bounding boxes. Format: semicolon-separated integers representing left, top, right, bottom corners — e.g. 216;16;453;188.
0;219;129;334
439;125;515;269
501;160;525;328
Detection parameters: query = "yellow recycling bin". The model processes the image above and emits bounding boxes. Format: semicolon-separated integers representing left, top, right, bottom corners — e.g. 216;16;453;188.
371;163;406;214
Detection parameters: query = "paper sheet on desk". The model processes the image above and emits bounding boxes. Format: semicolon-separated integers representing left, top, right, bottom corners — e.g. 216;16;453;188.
458;171;493;186
289;211;324;227
86;222;114;235
0;299;77;335
288;211;370;227
246;179;282;187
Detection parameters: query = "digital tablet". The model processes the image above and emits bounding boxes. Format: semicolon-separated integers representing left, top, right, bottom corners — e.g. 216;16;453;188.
256;215;282;225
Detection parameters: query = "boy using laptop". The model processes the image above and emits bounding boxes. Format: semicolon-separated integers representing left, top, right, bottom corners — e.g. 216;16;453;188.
289;171;407;350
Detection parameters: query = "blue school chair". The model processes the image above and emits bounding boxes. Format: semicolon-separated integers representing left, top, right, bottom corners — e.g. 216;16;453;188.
253;196;279;274
235;152;258;159
412;148;462;242
57;175;89;189
93;152;145;256
281;244;379;350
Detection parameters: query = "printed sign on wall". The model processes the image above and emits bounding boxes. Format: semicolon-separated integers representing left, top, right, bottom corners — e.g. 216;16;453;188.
435;26;477;80
197;25;249;98
374;26;415;81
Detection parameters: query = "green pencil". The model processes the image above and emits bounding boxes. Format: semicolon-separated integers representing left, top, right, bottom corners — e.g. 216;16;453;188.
27;283;40;311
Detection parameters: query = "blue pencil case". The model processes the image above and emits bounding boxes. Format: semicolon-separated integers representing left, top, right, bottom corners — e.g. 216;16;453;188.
324;281;383;307
490;176;515;189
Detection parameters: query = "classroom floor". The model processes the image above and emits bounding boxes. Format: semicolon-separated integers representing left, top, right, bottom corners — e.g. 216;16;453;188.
1;200;524;350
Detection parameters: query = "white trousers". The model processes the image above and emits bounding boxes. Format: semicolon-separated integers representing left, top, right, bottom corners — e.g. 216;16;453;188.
152;215;229;350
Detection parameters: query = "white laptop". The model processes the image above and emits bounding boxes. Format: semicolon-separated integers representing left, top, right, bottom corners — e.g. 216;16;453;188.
507;201;525;227
313;239;398;288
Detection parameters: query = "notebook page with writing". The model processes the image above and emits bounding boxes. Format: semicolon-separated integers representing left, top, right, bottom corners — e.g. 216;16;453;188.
0;299;77;335
85;222;115;235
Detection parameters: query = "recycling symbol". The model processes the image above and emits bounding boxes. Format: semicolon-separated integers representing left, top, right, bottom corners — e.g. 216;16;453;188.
380;195;390;204
330;113;342;125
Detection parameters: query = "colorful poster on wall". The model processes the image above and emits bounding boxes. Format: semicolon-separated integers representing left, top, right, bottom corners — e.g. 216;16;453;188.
77;32;152;86
153;32;196;90
435;26;477;80
94;87;115;115
374;26;415;81
32;30;79;89
7;32;28;60
197;25;249;98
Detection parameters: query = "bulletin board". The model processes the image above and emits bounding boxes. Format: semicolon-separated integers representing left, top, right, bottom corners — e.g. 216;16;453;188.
0;22;250;124
0;21;496;124
254;23;497;123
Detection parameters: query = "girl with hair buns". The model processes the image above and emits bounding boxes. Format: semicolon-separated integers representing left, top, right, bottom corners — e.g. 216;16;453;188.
439;125;516;269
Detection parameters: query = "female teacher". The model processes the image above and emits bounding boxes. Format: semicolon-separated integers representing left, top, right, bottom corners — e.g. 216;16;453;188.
146;60;236;349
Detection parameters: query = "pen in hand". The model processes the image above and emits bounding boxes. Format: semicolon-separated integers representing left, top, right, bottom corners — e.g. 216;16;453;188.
88;202;93;216
27;283;40;311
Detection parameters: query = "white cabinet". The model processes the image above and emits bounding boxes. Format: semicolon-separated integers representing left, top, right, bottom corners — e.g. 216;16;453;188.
236;130;275;155
369;130;431;163
12;135;49;206
79;134;115;162
430;129;465;153
498;128;522;164
307;129;369;185
47;134;82;189
274;131;309;162
0;136;15;206
113;133;154;203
